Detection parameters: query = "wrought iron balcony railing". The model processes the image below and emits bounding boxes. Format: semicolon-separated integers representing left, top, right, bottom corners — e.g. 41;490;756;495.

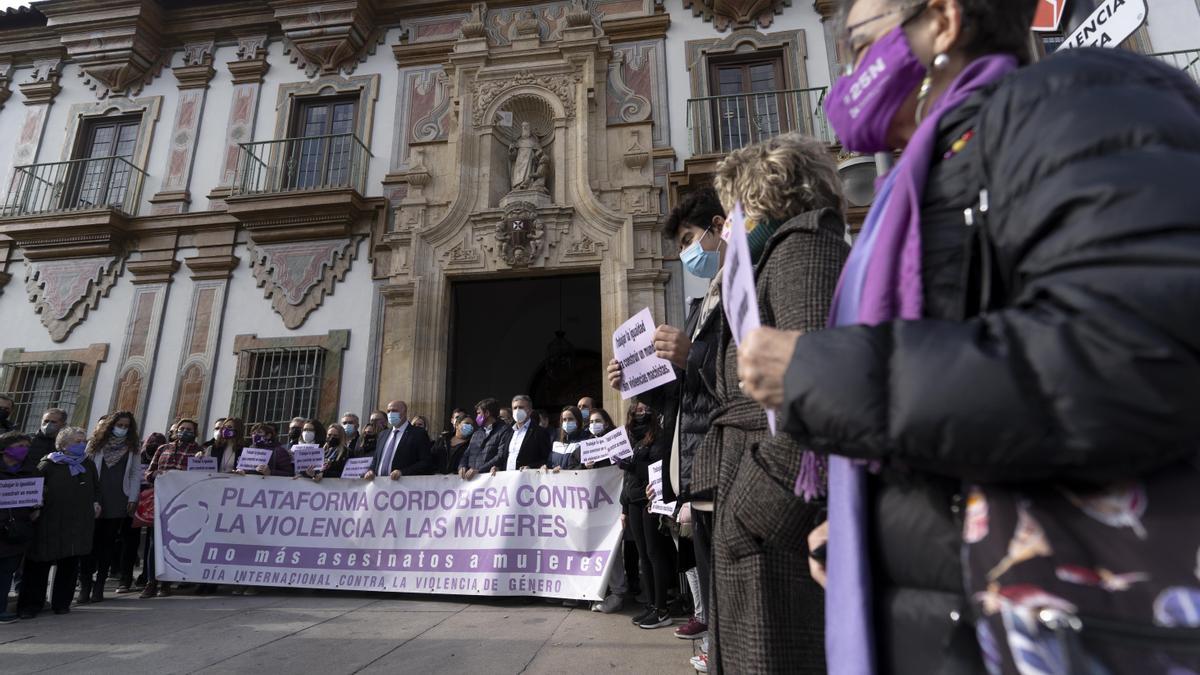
1149;48;1200;85
1;156;147;218
233;132;371;197
687;86;833;157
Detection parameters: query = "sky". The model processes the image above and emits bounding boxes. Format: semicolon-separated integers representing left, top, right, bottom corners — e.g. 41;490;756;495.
0;1;27;9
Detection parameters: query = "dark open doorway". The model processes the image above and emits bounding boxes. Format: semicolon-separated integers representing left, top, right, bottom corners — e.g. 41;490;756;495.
447;274;602;430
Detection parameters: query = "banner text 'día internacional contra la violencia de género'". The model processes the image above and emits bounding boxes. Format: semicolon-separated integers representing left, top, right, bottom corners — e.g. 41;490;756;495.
154;468;624;600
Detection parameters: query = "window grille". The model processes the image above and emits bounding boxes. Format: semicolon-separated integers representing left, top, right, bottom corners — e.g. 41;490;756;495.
232;347;326;433
0;360;84;433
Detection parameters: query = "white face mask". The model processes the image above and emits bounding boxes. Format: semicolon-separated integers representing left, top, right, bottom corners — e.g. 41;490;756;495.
112;426;128;439
589;422;605;436
301;431;316;444
513;408;529;424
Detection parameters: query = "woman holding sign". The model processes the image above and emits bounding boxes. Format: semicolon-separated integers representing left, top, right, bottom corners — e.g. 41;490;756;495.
200;417;245;473
619;400;675;630
78;411;142;604
691;132;850;673
570;409;617;470
18;426;100;618
0;432;38;623
547;406;585;471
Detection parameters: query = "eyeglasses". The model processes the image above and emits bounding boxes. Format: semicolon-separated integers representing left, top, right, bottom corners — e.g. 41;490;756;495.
839;1;929;72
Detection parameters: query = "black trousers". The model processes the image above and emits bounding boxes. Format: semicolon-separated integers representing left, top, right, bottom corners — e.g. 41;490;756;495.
115;517;140;585
18;556;79;613
693;509;714;626
628;503;674;611
80;517;129;588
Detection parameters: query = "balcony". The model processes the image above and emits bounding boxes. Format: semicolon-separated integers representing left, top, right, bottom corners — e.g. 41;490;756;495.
233;132;370;197
686;87;833;157
226;133;376;241
1;156;146;218
1149;49;1200;85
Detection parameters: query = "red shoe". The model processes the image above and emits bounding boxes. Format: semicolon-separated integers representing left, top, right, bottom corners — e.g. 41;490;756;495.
674;617;708;640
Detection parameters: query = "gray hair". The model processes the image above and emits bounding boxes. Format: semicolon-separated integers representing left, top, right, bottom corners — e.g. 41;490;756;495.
512;394;532;407
55;426;87;450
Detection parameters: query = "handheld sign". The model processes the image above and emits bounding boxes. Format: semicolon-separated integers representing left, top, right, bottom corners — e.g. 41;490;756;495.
340;456;373;479
0;477;43;508
291;444;324;474
721;203;777;435
236;447;273;472
1059;0;1146;50
578;437;608;466
647;461;676;517
613;307;677;399
604;426;634;462
187;457;217;472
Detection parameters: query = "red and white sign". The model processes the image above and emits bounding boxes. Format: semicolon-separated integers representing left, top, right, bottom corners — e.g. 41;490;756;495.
1032;0;1067;32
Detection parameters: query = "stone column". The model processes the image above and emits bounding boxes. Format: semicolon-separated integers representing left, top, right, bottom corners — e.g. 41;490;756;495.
207;35;270;209
149;41;216;215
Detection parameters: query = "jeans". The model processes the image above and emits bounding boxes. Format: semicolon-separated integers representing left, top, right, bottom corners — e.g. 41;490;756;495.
693;509;713;626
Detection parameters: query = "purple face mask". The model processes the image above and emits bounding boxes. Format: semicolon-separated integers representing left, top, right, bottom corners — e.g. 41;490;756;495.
3;444;28;466
825;25;927;153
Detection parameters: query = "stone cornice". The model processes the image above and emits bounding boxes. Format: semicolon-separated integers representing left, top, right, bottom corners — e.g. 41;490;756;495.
602;12;671;42
40;0;168;97
392;39;455;68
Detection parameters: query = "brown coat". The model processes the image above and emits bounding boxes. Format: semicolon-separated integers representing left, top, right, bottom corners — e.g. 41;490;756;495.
697;209;848;674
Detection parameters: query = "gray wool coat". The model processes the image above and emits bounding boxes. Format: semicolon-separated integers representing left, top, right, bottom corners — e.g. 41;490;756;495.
694;209;849;674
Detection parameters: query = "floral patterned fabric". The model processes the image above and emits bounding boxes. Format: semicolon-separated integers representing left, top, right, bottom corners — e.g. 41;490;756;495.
963;459;1200;675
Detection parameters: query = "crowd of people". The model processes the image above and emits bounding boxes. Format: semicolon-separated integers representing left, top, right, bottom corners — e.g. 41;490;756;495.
4;0;1200;672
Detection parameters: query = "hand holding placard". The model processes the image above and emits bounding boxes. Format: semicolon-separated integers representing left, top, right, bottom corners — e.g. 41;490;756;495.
0;477;43;508
236;448;273;473
187;457;217;472
721;203;777;435
340;456;373;479
612;308;677;399
292;444;324;474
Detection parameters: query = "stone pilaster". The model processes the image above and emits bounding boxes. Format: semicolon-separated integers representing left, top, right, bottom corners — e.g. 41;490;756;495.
208;35;270;209
150;41;216;215
110;240;178;419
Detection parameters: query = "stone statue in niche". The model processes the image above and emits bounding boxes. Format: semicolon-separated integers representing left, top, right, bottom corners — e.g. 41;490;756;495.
508;122;548;193
495;201;544;267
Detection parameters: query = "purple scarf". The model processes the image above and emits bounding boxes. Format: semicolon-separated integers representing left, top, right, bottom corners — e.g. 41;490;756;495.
823;55;1018;675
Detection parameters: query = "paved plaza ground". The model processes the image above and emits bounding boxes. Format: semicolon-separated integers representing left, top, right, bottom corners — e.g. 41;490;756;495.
1;584;699;674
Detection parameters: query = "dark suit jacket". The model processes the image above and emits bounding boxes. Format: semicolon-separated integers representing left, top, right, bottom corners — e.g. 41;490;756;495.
371;425;432;476
495;422;551;470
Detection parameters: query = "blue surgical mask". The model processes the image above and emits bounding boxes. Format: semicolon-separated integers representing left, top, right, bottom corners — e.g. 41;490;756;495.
563;421;578;434
112;426;128;438
387;412;403;427
579;407;591;421
680;230;720;279
589;422;605;436
460;423;475;437
343;423;356;435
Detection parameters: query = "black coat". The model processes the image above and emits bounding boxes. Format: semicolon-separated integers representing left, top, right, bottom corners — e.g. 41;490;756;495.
0;464;39;557
30;458;99;561
371;425;433;476
780;49;1200;674
619;426;660;506
431;434;470;474
495;422;551;470
22;431;56;472
458;423;511;472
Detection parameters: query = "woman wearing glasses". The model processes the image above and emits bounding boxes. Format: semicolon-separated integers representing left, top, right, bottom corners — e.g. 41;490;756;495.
736;1;1200;673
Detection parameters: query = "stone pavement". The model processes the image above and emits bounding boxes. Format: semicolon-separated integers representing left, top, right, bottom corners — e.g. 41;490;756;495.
0;586;701;674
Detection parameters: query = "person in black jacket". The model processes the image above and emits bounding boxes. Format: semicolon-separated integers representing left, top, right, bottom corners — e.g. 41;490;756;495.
495;395;550;471
0;432;37;623
364;401;432;479
23;408;66;471
619;400;674;630
735;1;1200;673
0;395;14;434
459;398;512;479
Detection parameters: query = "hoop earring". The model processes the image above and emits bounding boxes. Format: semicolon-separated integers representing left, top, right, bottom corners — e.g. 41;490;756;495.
915;53;950;124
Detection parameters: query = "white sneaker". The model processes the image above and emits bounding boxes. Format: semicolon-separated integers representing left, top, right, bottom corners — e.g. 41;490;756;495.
690;654;709;673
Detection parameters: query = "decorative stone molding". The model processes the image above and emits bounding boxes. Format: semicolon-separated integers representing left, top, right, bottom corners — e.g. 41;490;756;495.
0;59;12;110
248;237;359;329
682;0;792;32
607;48;652;124
18;56;62;104
461;2;488;39
39;0;168;98
473;71;579;127
228;35;271;84
271;0;384;77
173;40;216;90
494;201;545;267
25;255;125;342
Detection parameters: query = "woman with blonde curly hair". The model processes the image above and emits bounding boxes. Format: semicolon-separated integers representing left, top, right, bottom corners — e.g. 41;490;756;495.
691;131;849;673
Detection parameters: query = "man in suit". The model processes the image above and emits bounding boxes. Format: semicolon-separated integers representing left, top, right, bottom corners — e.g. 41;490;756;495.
362;400;432;480
497;394;550;471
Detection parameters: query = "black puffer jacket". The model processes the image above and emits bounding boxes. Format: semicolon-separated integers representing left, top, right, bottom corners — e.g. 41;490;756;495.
644;290;722;503
780;49;1200;674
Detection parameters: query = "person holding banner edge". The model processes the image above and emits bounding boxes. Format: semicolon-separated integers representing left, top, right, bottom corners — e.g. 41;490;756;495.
364;400;432;480
459;398;511;479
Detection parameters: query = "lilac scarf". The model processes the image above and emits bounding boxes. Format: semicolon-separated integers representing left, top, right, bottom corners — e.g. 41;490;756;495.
823;55;1018;675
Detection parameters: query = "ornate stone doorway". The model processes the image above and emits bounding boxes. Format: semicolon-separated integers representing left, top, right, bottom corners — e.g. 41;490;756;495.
447;273;601;425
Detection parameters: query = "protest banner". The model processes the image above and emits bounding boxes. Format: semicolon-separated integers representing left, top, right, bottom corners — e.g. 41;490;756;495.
188;457;217;472
236;448;273;472
647;461;676;517
154;468;625;600
721;204;777;435
613;307;677;399
340;457;372;479
0;477;43;508
292;444;324;474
